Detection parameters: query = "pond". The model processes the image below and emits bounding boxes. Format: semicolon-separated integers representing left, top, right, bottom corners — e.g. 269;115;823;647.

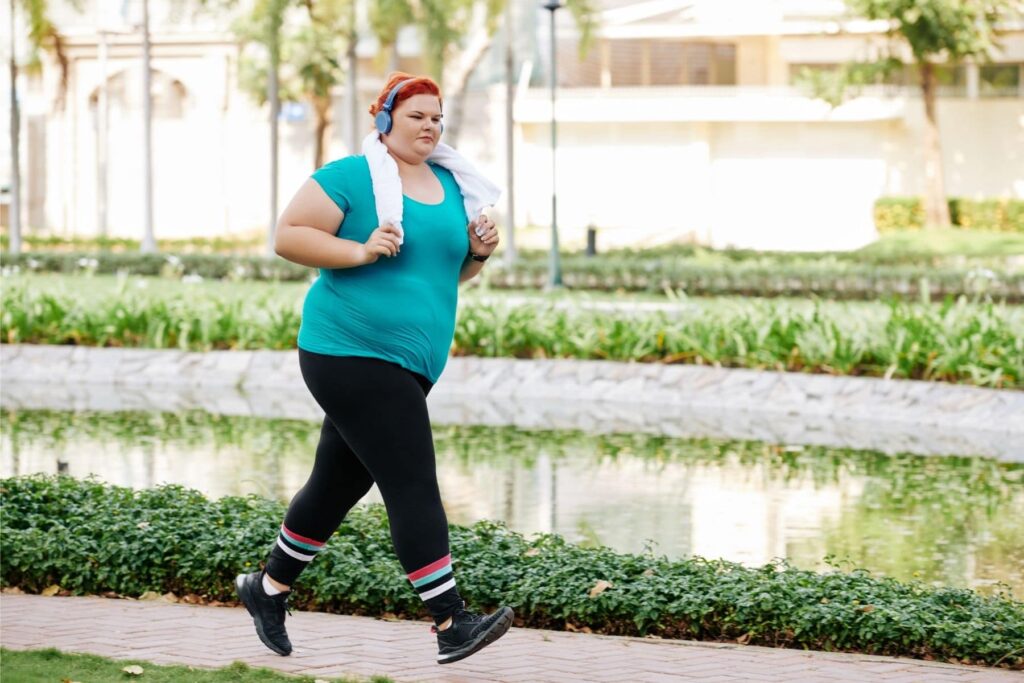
2;409;1021;598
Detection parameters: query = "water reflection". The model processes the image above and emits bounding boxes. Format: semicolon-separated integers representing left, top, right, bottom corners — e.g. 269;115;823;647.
1;409;1021;598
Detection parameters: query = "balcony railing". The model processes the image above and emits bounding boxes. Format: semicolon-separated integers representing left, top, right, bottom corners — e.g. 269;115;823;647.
513;83;1021;124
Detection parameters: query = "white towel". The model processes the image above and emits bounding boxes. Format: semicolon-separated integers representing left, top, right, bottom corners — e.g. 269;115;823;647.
361;131;501;245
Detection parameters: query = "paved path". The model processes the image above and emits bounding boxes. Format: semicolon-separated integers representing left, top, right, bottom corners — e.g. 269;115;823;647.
1;594;1019;682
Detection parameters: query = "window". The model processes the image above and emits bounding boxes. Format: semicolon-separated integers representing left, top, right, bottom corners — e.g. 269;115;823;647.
609;39;645;86
981;63;1020;96
88;69;188;119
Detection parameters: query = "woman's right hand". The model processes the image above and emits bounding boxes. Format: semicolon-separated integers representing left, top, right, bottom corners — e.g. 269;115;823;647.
361;224;403;264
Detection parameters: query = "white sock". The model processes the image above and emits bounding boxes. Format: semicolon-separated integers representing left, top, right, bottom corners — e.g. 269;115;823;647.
262;573;284;596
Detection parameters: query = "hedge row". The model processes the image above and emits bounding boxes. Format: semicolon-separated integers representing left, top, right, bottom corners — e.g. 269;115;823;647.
2;198;1018;254
2;251;1020;302
875;198;1024;233
2;283;1021;387
2;476;1021;667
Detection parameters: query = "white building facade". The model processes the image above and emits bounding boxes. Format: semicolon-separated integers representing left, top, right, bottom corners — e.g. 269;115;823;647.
2;0;1023;251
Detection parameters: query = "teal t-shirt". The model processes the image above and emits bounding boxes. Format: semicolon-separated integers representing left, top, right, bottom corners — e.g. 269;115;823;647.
297;155;469;383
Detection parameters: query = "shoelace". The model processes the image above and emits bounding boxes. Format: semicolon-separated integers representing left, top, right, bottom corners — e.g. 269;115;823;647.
276;594;293;617
430;604;473;634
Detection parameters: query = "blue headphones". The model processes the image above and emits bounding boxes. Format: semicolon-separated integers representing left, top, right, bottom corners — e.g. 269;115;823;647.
374;78;443;136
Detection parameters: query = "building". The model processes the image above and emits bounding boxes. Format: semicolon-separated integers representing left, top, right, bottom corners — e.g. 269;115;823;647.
2;0;1022;251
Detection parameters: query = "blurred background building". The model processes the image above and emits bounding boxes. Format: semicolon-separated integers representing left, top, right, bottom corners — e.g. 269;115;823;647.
2;0;1023;251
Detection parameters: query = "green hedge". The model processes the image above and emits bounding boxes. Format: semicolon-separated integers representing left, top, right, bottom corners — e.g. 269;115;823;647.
2;251;1021;302
2;475;1021;667
3;285;1021;387
875;198;1024;232
0;234;264;254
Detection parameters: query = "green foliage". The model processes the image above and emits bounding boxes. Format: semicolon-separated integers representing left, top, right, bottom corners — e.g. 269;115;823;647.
2;475;1022;666
0;233;266;254
6;408;1022;596
794;57;904;107
0;278;302;351
1;280;1021;387
875;197;1024;232
0;252;311;280
847;0;1017;62
451;298;1023;387
3;244;1022;301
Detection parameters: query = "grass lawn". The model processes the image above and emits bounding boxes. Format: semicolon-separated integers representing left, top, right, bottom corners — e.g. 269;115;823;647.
854;228;1024;261
0;648;392;683
511;227;1024;264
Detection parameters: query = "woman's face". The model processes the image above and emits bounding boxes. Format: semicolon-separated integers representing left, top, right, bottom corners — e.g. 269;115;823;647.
382;93;443;163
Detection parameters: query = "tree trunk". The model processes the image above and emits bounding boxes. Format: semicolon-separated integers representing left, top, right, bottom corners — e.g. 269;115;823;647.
919;60;951;229
8;0;22;254
442;46;492;146
503;0;516;265
346;21;359;155
313;94;331;169
440;7;495;146
268;3;282;258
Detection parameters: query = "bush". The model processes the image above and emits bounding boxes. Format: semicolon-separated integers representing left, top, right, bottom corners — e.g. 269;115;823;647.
2;475;1021;667
0;234;264;254
2;251;1021;302
875;197;1024;232
3;284;1021;388
0;252;310;281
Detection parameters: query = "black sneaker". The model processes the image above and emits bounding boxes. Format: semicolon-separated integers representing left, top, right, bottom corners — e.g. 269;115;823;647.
433;604;514;664
235;571;293;656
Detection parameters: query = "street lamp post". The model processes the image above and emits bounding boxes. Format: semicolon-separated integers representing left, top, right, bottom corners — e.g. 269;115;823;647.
140;0;156;253
543;0;563;288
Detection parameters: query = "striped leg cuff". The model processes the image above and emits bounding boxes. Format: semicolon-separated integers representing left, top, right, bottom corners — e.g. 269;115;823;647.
276;524;327;562
408;554;457;601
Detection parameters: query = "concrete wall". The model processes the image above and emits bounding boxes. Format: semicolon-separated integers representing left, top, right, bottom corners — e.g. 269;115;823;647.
511;97;1023;251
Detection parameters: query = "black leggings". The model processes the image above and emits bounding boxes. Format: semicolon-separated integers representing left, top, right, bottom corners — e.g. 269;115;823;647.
263;351;463;623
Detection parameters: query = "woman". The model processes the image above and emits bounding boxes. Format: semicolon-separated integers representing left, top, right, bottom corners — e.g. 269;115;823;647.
234;72;513;665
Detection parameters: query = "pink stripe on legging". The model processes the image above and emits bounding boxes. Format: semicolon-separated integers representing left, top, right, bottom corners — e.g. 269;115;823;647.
407;554;452;582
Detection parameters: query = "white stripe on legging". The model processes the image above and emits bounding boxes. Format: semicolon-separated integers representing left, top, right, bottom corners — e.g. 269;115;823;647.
277;537;316;562
419;577;457;601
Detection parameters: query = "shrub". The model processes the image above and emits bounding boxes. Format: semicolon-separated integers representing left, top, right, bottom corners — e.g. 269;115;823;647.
3;285;1020;388
3;251;1021;301
2;475;1021;667
875;197;1024;232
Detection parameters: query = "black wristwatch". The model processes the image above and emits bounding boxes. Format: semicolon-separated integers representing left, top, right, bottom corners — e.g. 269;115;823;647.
468;250;489;262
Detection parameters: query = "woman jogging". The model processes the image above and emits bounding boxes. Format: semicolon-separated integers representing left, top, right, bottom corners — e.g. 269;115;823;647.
235;72;513;665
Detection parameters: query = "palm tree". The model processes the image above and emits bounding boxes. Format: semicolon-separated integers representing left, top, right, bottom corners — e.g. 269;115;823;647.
232;0;289;256
7;0;76;254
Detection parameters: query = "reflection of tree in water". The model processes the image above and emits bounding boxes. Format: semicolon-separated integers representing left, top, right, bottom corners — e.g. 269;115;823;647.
3;409;1021;596
809;456;1023;596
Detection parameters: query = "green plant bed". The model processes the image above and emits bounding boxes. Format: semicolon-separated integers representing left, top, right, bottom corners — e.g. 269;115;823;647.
3;280;1021;388
0;233;265;254
2;476;1022;668
3;249;1020;301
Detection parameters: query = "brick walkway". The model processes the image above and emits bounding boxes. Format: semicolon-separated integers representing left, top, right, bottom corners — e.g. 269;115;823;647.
1;595;1019;682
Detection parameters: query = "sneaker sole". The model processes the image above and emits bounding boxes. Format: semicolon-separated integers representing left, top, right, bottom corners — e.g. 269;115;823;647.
235;574;292;657
437;607;514;665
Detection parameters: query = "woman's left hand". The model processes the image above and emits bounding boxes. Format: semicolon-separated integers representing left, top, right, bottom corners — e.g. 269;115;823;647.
468;215;499;257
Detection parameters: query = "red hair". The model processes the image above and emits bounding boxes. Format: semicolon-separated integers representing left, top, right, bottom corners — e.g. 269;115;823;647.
368;72;443;119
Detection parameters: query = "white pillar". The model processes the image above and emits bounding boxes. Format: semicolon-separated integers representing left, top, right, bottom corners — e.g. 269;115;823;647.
966;60;979;100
